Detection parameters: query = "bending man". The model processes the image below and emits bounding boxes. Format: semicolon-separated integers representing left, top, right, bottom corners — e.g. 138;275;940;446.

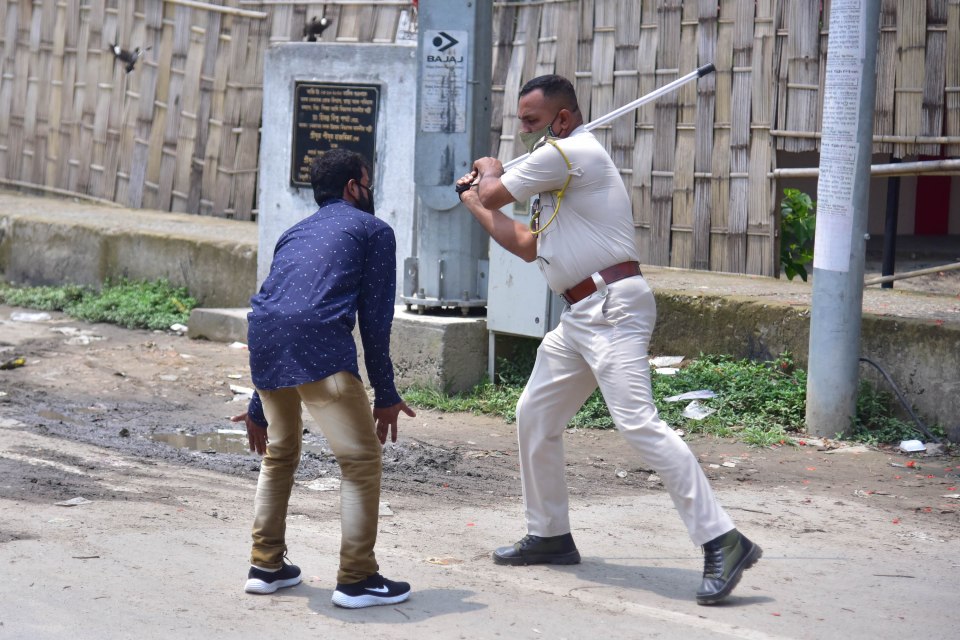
233;149;415;609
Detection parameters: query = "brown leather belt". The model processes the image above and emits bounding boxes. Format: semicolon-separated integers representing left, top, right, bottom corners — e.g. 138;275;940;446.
561;261;642;305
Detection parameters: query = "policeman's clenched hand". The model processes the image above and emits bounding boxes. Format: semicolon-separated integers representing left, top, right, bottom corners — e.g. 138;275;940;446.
456;170;479;196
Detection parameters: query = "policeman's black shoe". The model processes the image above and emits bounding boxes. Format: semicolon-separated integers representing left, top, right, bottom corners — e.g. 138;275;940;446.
696;529;762;605
493;533;581;566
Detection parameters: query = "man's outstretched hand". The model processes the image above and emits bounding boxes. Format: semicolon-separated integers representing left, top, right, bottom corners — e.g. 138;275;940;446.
373;401;416;445
231;412;268;455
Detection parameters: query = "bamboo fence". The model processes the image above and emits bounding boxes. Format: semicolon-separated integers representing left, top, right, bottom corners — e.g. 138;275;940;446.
0;0;957;275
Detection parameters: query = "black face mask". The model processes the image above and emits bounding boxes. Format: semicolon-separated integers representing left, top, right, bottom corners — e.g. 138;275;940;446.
357;184;375;216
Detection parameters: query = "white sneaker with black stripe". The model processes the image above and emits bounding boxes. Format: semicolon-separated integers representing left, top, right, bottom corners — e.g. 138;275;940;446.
244;559;302;594
331;573;411;608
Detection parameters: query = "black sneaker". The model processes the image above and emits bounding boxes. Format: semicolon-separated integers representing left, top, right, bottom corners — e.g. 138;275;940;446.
244;559;302;594
331;573;411;609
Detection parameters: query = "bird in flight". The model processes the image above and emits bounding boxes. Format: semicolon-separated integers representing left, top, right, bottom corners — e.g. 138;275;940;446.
109;43;148;73
304;16;333;42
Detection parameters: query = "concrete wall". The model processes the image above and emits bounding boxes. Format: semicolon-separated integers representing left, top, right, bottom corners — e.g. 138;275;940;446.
0;195;257;308
4;191;957;439
652;290;960;441
356;307;489;396
257;43;418;293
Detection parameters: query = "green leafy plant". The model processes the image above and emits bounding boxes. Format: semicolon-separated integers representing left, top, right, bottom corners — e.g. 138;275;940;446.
404;349;935;447
849;380;946;446
780;188;816;281
0;283;88;310
67;279;196;330
650;354;807;438
0;279;196;330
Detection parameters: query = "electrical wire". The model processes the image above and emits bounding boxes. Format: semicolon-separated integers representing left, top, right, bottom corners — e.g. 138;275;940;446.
858;356;941;444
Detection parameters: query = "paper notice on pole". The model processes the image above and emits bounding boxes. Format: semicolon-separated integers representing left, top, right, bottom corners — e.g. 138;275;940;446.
821;66;862;141
420;30;468;133
812;0;867;274
813;140;859;273
827;0;866;58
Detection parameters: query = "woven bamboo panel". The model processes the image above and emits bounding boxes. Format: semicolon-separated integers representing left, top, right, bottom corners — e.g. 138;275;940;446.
0;0;10;180
919;0;948;157
576;0;595;122
709;0;734;273
611;0;639;184
0;0;412;221
553;0;577;82
747;0;775;277
495;3;540;166
1;0;955;275
726;0;754;274
668;0;700;269
631;0;658;262
488;3;515;156
874;0;899;154
895;1;927;158
650;0;680;267
815;0;829;153
780;0;820;153
372;6;401;43
692;0;717;272
533;0;558;78
589;0;616;153
947;0;960;157
45;0;67;188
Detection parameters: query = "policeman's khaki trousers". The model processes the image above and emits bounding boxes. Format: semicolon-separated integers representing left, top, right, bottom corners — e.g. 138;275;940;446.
250;372;381;584
516;274;735;546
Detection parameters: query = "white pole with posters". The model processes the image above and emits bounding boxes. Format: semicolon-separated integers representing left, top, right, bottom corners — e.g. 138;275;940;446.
805;0;882;437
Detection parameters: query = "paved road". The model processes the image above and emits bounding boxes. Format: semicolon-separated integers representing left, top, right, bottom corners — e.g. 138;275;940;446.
2;416;957;640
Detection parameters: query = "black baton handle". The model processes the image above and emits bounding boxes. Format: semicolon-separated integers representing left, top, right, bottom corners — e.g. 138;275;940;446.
697;62;716;77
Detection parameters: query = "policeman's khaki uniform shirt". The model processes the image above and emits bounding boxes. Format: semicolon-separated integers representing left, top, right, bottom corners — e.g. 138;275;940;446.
499;125;640;292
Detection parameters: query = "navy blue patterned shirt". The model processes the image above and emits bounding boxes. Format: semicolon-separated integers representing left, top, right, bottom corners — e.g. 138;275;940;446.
245;198;401;427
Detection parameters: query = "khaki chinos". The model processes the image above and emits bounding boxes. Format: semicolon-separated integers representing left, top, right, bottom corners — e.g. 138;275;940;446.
250;371;381;584
515;274;735;546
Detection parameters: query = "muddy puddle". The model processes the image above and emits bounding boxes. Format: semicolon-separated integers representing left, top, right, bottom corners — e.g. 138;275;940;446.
150;429;253;455
150;429;332;456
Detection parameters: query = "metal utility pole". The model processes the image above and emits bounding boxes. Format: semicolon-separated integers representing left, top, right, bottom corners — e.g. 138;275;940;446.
403;0;492;314
806;0;882;437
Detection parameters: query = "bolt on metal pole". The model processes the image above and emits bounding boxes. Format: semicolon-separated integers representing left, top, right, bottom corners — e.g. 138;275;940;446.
805;0;882;437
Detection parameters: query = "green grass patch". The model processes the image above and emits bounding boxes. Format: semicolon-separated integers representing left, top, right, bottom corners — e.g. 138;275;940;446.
0;279;196;331
849;380;945;446
404;351;939;447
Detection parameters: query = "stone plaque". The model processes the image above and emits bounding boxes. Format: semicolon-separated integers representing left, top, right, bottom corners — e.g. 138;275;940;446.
291;82;380;187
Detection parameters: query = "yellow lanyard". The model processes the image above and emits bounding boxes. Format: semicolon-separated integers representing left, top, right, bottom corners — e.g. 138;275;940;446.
529;139;574;235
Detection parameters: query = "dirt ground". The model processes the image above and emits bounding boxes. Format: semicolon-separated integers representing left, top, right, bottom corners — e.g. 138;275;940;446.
1;304;959;639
